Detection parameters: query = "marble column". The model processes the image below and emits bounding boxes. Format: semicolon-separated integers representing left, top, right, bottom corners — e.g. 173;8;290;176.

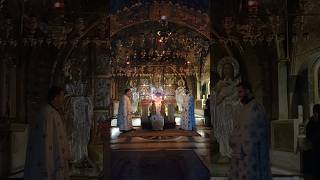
0;61;9;177
16;59;24;122
103;1;111;179
278;60;289;119
196;80;201;100
9;66;17;119
288;75;298;118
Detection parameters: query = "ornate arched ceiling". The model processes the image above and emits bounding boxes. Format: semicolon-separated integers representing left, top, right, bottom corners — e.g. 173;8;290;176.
110;1;211;40
110;21;210;77
106;1;212;78
110;0;209;13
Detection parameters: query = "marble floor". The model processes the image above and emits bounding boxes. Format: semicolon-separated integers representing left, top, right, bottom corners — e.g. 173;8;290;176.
110;115;303;179
111;116;297;180
110;116;213;180
11;115;302;180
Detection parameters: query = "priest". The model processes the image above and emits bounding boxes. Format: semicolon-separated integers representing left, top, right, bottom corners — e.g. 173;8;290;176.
24;86;70;180
117;88;134;132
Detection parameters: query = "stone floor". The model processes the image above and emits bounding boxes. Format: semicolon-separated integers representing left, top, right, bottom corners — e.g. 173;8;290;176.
110;150;211;180
10;115;303;179
109;116;303;179
109;116;213;180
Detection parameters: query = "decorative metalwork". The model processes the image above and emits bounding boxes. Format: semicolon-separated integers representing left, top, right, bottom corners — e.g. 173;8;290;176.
110;1;211;39
223;16;274;45
110;20;209;77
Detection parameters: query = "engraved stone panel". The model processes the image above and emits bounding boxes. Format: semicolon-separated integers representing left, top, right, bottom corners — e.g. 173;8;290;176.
272;120;295;152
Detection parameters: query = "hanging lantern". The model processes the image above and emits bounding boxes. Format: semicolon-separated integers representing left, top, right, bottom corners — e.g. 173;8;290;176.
53;0;64;15
247;0;260;13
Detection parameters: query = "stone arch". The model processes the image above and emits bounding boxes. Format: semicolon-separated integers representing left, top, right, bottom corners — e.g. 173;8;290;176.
294;49;320;119
110;19;213;40
49;0;250;83
110;2;213;39
311;57;320;104
297;50;320;102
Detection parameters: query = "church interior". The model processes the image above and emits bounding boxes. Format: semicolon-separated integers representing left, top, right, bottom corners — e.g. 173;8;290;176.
1;0;320;179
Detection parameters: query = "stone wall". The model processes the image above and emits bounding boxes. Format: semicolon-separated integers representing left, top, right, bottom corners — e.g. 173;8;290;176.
290;0;320;120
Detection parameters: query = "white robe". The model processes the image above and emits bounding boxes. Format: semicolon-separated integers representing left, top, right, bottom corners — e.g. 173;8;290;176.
24;104;70;180
180;94;195;130
175;87;185;112
131;87;139;113
117;95;133;131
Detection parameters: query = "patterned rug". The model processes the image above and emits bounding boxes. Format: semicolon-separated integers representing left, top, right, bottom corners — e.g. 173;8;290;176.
111;150;210;180
118;129;201;138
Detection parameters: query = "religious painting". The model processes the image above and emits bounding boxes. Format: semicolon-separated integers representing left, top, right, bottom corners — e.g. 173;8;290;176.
129;79;140;114
94;78;112;110
64;96;93;162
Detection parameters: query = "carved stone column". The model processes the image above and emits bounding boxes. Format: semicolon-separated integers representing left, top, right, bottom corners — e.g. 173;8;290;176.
278;59;289;119
16;60;25;123
196;80;201;100
0;61;10;177
103;1;111;179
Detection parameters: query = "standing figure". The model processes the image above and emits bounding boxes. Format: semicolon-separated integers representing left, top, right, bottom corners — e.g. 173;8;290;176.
25;86;70;180
64;78;93;164
175;79;186;112
229;82;272;180
305;104;320;180
131;87;139;114
180;89;196;131
211;57;240;159
149;100;157;116
117;89;134;132
160;100;167;119
204;95;211;127
130;80;139;114
64;95;93;164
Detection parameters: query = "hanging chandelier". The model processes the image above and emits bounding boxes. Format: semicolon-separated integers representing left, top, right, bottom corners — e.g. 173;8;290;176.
53;0;64;15
248;0;260;14
110;21;209;77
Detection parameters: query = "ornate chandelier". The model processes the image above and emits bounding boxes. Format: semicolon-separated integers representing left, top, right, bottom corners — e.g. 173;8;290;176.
110;20;209;77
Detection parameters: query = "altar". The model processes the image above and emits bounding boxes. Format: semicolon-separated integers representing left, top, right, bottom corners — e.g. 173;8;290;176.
138;87;176;129
140;98;176;129
129;77;180;130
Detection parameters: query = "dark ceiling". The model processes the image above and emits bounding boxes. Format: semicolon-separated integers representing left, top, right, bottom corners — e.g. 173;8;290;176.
110;0;209;13
111;21;210;65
